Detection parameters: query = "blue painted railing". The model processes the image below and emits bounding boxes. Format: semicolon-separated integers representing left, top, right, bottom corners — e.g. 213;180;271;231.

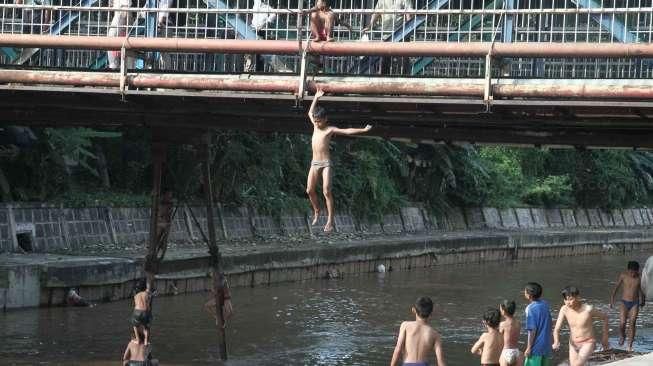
412;0;502;75
352;0;451;74
572;0;639;43
1;47;17;62
16;0;99;64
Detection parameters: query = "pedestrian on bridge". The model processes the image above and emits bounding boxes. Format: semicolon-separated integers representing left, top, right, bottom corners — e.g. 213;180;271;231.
362;0;413;37
306;88;372;233
244;0;277;72
16;0;52;34
107;0;136;70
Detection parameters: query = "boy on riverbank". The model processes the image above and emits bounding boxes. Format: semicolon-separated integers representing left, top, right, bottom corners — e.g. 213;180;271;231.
131;278;152;345
471;307;503;366
523;282;552;366
307;88;372;232
610;261;646;351
499;300;523;366
390;296;446;366
553;286;610;366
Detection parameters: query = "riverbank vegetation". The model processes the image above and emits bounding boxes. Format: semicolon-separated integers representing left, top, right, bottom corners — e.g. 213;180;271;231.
1;127;652;221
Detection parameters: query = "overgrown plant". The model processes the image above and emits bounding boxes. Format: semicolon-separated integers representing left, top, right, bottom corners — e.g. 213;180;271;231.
1;128;652;212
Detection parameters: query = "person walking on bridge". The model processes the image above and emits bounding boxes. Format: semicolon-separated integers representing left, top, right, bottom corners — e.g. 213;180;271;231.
362;0;413;37
306;88;372;232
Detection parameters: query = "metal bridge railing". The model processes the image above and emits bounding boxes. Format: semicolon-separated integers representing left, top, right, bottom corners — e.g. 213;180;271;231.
1;1;653;78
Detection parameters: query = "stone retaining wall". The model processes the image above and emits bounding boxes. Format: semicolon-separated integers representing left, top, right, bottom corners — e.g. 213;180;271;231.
0;204;651;253
20;230;653;309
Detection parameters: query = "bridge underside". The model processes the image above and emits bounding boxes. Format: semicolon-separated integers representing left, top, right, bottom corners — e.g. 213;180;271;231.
2;85;653;149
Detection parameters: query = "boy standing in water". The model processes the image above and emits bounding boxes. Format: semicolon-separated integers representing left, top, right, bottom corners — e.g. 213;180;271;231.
122;329;156;366
471;307;503;366
610;261;646;351
390;296;447;366
131;278;152;345
307;89;372;232
499;300;523;366
553;286;610;366
523;282;552;366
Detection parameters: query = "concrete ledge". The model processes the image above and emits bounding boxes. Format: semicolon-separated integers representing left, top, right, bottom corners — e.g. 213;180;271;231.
41;257;140;287
2;228;653;309
602;353;653;365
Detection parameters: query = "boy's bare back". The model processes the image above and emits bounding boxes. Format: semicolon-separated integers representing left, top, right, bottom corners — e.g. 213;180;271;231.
499;317;521;349
474;331;503;364
126;340;149;361
134;291;150;311
398;320;443;364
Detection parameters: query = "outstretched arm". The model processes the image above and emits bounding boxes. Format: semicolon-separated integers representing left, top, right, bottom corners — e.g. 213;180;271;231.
610;274;623;308
404;4;414;22
434;334;446;366
552;306;566;351
470;335;484;356
308;89;325;125
123;345;131;366
363;13;380;32
204;298;217;318
331;125;372;135
591;308;610;349
525;330;534;357
390;322;407;366
301;6;318;14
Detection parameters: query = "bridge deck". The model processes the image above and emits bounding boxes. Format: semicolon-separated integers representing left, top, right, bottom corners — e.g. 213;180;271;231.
2;3;653;148
2;85;652;148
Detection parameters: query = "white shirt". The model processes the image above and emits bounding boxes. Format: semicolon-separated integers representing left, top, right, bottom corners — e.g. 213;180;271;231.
251;0;276;31
643;256;653;300
374;0;413;32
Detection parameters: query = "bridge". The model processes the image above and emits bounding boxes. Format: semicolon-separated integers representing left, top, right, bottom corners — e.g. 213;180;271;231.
2;2;653;358
0;1;652;148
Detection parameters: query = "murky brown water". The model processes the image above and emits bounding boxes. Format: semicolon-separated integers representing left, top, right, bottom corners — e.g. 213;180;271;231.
1;252;652;365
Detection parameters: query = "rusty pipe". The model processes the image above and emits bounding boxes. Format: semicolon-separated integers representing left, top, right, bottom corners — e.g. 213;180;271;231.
306;80;483;96
0;69;118;87
4;70;653;99
0;70;484;96
0;70;298;92
130;75;297;93
3;34;653;57
493;84;653;99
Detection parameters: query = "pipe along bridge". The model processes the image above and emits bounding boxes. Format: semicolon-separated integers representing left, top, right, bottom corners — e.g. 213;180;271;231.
1;35;653;148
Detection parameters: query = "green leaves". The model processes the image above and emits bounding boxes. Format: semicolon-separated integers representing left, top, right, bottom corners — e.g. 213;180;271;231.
522;175;573;207
44;128;121;178
4;127;653;212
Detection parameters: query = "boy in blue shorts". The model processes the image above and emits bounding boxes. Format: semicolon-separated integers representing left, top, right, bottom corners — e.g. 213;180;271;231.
523;282;552;366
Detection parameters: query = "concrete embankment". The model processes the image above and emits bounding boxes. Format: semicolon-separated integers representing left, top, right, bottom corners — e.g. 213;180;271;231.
1;228;652;310
602;353;653;365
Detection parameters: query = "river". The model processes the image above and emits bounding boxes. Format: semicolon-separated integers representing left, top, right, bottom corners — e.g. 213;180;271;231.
1;252;652;365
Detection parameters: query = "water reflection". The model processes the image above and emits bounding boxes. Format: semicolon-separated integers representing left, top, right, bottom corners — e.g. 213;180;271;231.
0;253;652;365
